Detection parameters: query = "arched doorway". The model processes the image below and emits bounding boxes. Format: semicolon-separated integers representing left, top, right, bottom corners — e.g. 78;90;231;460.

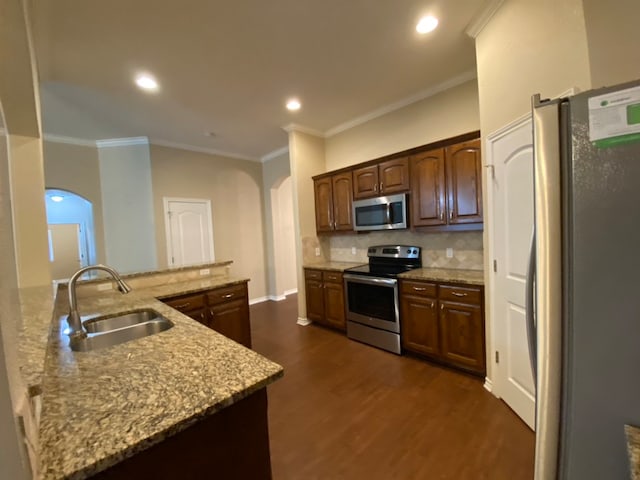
270;176;297;298
44;188;97;279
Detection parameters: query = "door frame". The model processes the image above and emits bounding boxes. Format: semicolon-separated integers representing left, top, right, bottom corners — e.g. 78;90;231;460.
485;112;532;399
163;197;215;267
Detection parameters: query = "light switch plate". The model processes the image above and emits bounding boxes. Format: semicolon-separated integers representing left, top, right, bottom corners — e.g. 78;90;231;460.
446;248;453;258
315;247;320;256
351;247;356;255
199;268;210;276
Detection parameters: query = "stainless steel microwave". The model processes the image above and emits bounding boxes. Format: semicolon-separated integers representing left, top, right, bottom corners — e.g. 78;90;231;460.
352;193;408;231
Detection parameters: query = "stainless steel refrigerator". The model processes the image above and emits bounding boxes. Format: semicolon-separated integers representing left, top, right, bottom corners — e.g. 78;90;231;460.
529;79;640;479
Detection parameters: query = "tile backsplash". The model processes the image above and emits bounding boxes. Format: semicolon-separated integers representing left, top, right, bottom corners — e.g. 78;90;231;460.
328;230;484;270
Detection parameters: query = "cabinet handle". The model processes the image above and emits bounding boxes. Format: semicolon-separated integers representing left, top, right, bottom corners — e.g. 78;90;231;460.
223;293;234;299
430;301;435;309
451;292;468;297
413;287;426;291
328;276;337;281
209;310;215;317
200;312;206;321
174;302;191;310
440;211;444;221
380;182;384;191
449;210;453;220
373;183;378;192
440;304;444;310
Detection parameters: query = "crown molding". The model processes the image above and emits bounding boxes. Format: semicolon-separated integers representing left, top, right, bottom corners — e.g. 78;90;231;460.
149;138;259;162
96;136;149;148
324;70;478;137
282;123;325;137
261;146;289;163
464;0;506;39
43;133;96;147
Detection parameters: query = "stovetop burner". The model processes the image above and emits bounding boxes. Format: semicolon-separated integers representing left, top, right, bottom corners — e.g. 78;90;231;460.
345;245;421;278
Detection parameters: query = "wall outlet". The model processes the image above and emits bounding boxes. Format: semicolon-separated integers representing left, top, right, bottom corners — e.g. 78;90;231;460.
351;247;357;255
446;248;454;258
97;283;112;291
199;268;210;276
315;247;320;256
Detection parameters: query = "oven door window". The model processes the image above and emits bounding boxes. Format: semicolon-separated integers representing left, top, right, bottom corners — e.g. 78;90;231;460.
347;281;395;323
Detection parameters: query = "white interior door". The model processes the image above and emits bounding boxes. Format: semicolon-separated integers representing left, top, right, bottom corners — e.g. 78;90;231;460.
48;223;82;279
164;198;214;267
487;116;536;429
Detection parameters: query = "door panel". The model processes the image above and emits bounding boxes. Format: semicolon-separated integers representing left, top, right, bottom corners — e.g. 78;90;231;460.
401;295;440;356
166;199;214;267
490;117;536;429
379;157;409;194
352;165;379;199
446;140;483;224
331;172;353;231
314;177;333;232
439;301;484;371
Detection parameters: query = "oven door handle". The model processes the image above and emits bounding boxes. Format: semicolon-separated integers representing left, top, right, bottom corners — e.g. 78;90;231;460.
343;274;397;287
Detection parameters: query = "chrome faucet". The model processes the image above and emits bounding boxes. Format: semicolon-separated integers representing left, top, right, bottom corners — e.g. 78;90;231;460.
67;264;132;339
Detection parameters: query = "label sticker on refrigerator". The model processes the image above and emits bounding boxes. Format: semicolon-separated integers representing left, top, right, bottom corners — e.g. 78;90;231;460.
588;85;640;148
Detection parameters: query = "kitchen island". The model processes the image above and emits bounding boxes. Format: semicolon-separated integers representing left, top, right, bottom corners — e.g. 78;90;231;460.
34;262;283;480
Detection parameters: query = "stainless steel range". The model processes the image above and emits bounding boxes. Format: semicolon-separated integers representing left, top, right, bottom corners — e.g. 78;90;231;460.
343;245;421;354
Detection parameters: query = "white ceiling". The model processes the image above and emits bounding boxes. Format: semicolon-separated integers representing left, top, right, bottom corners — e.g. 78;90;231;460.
32;0;487;161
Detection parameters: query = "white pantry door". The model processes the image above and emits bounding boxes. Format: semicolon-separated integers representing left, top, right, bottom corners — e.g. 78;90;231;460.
488;116;536;429
48;223;83;279
164;198;214;267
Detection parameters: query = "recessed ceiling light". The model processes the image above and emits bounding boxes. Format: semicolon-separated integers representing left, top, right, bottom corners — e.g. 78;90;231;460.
416;15;439;34
286;99;301;111
50;195;64;202
135;73;159;92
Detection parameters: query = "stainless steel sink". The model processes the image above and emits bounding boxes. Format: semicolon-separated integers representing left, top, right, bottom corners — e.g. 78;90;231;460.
70;309;174;352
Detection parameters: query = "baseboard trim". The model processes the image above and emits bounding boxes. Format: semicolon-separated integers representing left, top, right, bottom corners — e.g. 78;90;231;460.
484;378;495;394
267;295;286;302
249;296;269;305
284;288;298;296
297;317;312;326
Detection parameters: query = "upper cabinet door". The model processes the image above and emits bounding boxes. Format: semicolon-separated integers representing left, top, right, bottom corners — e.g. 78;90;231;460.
411;148;446;227
331;172;353;231
314;176;334;232
352;165;379;199
445;139;483;225
379;157;410;195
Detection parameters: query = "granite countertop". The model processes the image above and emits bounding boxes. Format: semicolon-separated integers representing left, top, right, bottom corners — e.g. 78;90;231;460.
627;425;640;479
303;261;365;272
37;275;284;480
398;268;485;286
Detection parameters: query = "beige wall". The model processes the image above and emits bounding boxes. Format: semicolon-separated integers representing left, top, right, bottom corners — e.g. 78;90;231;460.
325;80;480;171
583;0;640;88
150;145;268;301
475;0;592;136
288;130;326;320
43;140;106;265
475;0;592;383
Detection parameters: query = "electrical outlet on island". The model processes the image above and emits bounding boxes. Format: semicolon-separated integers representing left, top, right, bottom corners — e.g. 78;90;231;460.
446;248;453;258
351;247;356;255
315;247;320;257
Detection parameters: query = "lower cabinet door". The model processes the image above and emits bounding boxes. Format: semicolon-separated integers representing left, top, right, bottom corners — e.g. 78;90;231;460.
185;308;208;326
305;279;325;323
209;299;251;348
439;300;485;374
323;282;346;331
400;295;440;356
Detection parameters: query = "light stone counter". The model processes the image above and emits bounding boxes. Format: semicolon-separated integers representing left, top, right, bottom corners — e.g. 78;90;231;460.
36;269;283;480
303;261;365;272
398;268;485;286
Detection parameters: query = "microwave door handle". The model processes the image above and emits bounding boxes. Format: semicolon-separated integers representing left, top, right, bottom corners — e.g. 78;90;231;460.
386;203;392;224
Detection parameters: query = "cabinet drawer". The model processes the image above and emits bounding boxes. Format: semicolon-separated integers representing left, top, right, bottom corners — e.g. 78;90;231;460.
163;292;206;312
401;280;437;298
322;271;343;284
207;283;248;306
439;284;482;304
305;269;322;280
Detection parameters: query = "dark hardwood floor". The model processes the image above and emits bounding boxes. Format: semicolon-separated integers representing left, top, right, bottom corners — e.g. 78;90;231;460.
250;295;535;480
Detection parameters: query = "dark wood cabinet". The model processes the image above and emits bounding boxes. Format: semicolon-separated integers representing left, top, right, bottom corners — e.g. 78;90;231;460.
161;282;252;348
314;172;353;233
411;138;483;230
304;269;346;331
353;157;409;199
400;279;486;376
445;139;483;225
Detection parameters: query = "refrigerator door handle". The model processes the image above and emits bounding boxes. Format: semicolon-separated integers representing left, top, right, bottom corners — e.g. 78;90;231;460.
525;230;537;386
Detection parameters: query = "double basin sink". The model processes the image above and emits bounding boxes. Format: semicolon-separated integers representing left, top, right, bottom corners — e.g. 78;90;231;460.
70;309;174;352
